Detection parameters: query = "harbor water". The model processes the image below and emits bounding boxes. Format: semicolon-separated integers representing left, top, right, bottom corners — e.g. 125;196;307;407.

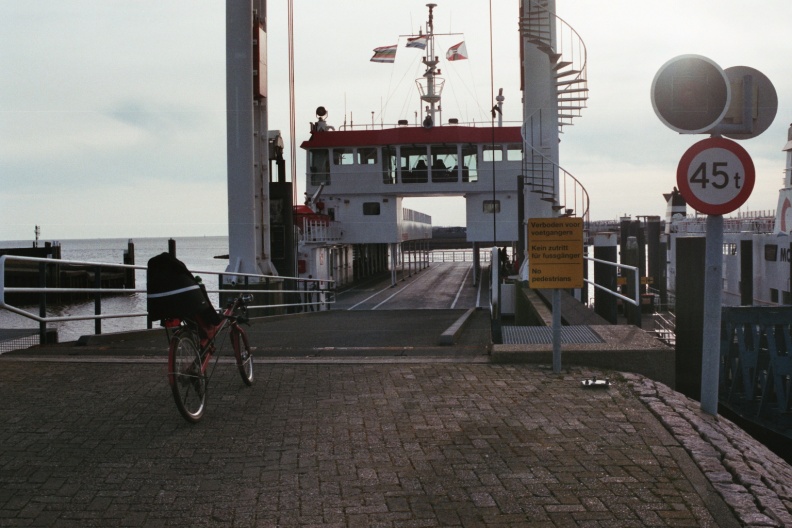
0;236;229;342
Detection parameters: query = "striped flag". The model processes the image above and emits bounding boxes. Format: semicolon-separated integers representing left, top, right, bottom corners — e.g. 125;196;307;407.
406;35;427;50
370;45;397;63
446;41;468;61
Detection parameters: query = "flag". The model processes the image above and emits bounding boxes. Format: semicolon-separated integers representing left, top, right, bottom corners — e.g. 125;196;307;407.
446;41;468;61
370;45;397;63
406;35;427;50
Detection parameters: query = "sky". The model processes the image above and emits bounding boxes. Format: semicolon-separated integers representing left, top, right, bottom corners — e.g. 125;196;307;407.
2;0;792;241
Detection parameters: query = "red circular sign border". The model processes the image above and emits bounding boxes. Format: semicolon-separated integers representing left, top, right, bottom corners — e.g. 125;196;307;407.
676;137;755;215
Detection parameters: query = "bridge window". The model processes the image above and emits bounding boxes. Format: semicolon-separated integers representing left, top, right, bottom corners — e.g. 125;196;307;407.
383;146;396;184
333;148;354;165
506;144;523;161
483;145;503;162
358;147;378;165
363;202;381;215
430;146;458;182
483;200;501;213
400;146;428;183
309;149;330;186
764;244;778;261
461;145;478;182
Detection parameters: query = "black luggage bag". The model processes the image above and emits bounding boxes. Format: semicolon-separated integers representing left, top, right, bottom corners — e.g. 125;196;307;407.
146;252;221;324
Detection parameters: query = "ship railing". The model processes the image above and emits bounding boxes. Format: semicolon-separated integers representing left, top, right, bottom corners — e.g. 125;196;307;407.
402;208;432;225
429;249;492;263
299;220;344;243
670;215;776;234
521;121;590;230
334;119;525;132
520;0;588;130
0;254;335;347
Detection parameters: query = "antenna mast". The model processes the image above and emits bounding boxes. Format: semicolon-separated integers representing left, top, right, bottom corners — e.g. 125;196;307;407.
418;3;443;127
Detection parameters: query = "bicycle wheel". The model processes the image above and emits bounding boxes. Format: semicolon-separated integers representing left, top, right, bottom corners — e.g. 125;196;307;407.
231;325;254;386
168;327;207;423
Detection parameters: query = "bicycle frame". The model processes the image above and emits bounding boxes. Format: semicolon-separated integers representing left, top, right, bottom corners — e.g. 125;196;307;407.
165;294;254;422
165;294;250;355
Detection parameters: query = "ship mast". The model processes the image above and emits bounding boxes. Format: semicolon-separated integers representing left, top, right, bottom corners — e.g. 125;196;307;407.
417;3;444;127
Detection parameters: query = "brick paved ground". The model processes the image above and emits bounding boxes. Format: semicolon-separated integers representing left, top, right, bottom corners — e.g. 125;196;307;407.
2;359;768;527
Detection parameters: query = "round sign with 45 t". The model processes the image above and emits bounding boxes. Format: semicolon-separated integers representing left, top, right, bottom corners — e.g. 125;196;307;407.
676;137;755;215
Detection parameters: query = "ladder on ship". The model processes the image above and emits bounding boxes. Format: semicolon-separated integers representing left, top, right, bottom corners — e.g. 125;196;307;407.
520;0;590;226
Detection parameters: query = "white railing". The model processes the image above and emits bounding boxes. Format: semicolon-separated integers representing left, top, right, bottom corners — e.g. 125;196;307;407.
522;138;590;226
489;247;500;320
0;254;335;345
653;310;676;346
583;256;640;307
335;119;526;132
299;220;343;243
670;215;776;234
429;249;492;263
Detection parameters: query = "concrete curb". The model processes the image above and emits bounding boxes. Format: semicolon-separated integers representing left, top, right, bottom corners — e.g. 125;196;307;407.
438;307;477;345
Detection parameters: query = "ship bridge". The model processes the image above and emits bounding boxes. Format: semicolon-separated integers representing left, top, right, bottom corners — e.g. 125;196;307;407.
300;123;524;244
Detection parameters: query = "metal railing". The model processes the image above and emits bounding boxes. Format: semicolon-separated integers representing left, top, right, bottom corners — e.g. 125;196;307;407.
0;254;335;346
583;256;640;307
489;247;500;320
298;219;343;243
429;249;492;263
653;310;676;346
720;306;792;420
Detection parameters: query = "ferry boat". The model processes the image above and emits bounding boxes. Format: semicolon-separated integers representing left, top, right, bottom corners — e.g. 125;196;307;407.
665;123;792;307
293;2;590;289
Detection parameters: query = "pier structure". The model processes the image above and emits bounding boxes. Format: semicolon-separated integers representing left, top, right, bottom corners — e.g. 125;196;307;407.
2;292;791;525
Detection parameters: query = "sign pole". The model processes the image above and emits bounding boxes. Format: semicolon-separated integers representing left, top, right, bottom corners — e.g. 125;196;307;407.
675;137;755;416
701;214;723;415
552;288;561;373
527;217;584;375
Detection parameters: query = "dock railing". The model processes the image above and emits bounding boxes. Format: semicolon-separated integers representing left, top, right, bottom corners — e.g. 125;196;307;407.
583;256;640;307
0;254;335;346
486;253;641;324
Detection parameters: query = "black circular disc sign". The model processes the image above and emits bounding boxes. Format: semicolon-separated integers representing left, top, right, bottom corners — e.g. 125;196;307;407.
676;137;755;215
652;55;730;134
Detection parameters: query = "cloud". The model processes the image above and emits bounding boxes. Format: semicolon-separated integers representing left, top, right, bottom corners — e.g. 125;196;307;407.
3;0;792;241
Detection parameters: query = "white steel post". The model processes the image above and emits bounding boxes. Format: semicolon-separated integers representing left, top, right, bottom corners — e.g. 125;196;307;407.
701;214;723;415
226;0;275;277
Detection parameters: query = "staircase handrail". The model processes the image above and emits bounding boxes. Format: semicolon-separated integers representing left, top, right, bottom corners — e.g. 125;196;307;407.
521;0;589;128
523;139;590;226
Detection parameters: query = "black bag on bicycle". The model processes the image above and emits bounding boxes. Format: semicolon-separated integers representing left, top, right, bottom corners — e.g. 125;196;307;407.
146;252;221;324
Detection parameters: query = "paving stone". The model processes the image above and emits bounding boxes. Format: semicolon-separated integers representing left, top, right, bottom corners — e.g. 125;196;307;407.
0;358;788;526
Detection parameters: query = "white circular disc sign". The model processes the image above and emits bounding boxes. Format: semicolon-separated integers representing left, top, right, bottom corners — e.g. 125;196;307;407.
676;137;755;215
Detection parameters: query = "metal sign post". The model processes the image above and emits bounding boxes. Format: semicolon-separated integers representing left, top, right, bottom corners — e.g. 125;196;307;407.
676;137;755;415
652;53;774;416
701;215;723;414
527;218;584;374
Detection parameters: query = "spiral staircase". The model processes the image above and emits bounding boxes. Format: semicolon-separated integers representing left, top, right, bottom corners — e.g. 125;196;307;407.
520;0;590;226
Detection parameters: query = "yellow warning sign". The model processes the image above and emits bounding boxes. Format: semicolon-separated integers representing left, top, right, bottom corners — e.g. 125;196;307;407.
528;217;584;289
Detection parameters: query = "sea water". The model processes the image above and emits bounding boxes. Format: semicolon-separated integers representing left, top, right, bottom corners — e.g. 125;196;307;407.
0;236;229;342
